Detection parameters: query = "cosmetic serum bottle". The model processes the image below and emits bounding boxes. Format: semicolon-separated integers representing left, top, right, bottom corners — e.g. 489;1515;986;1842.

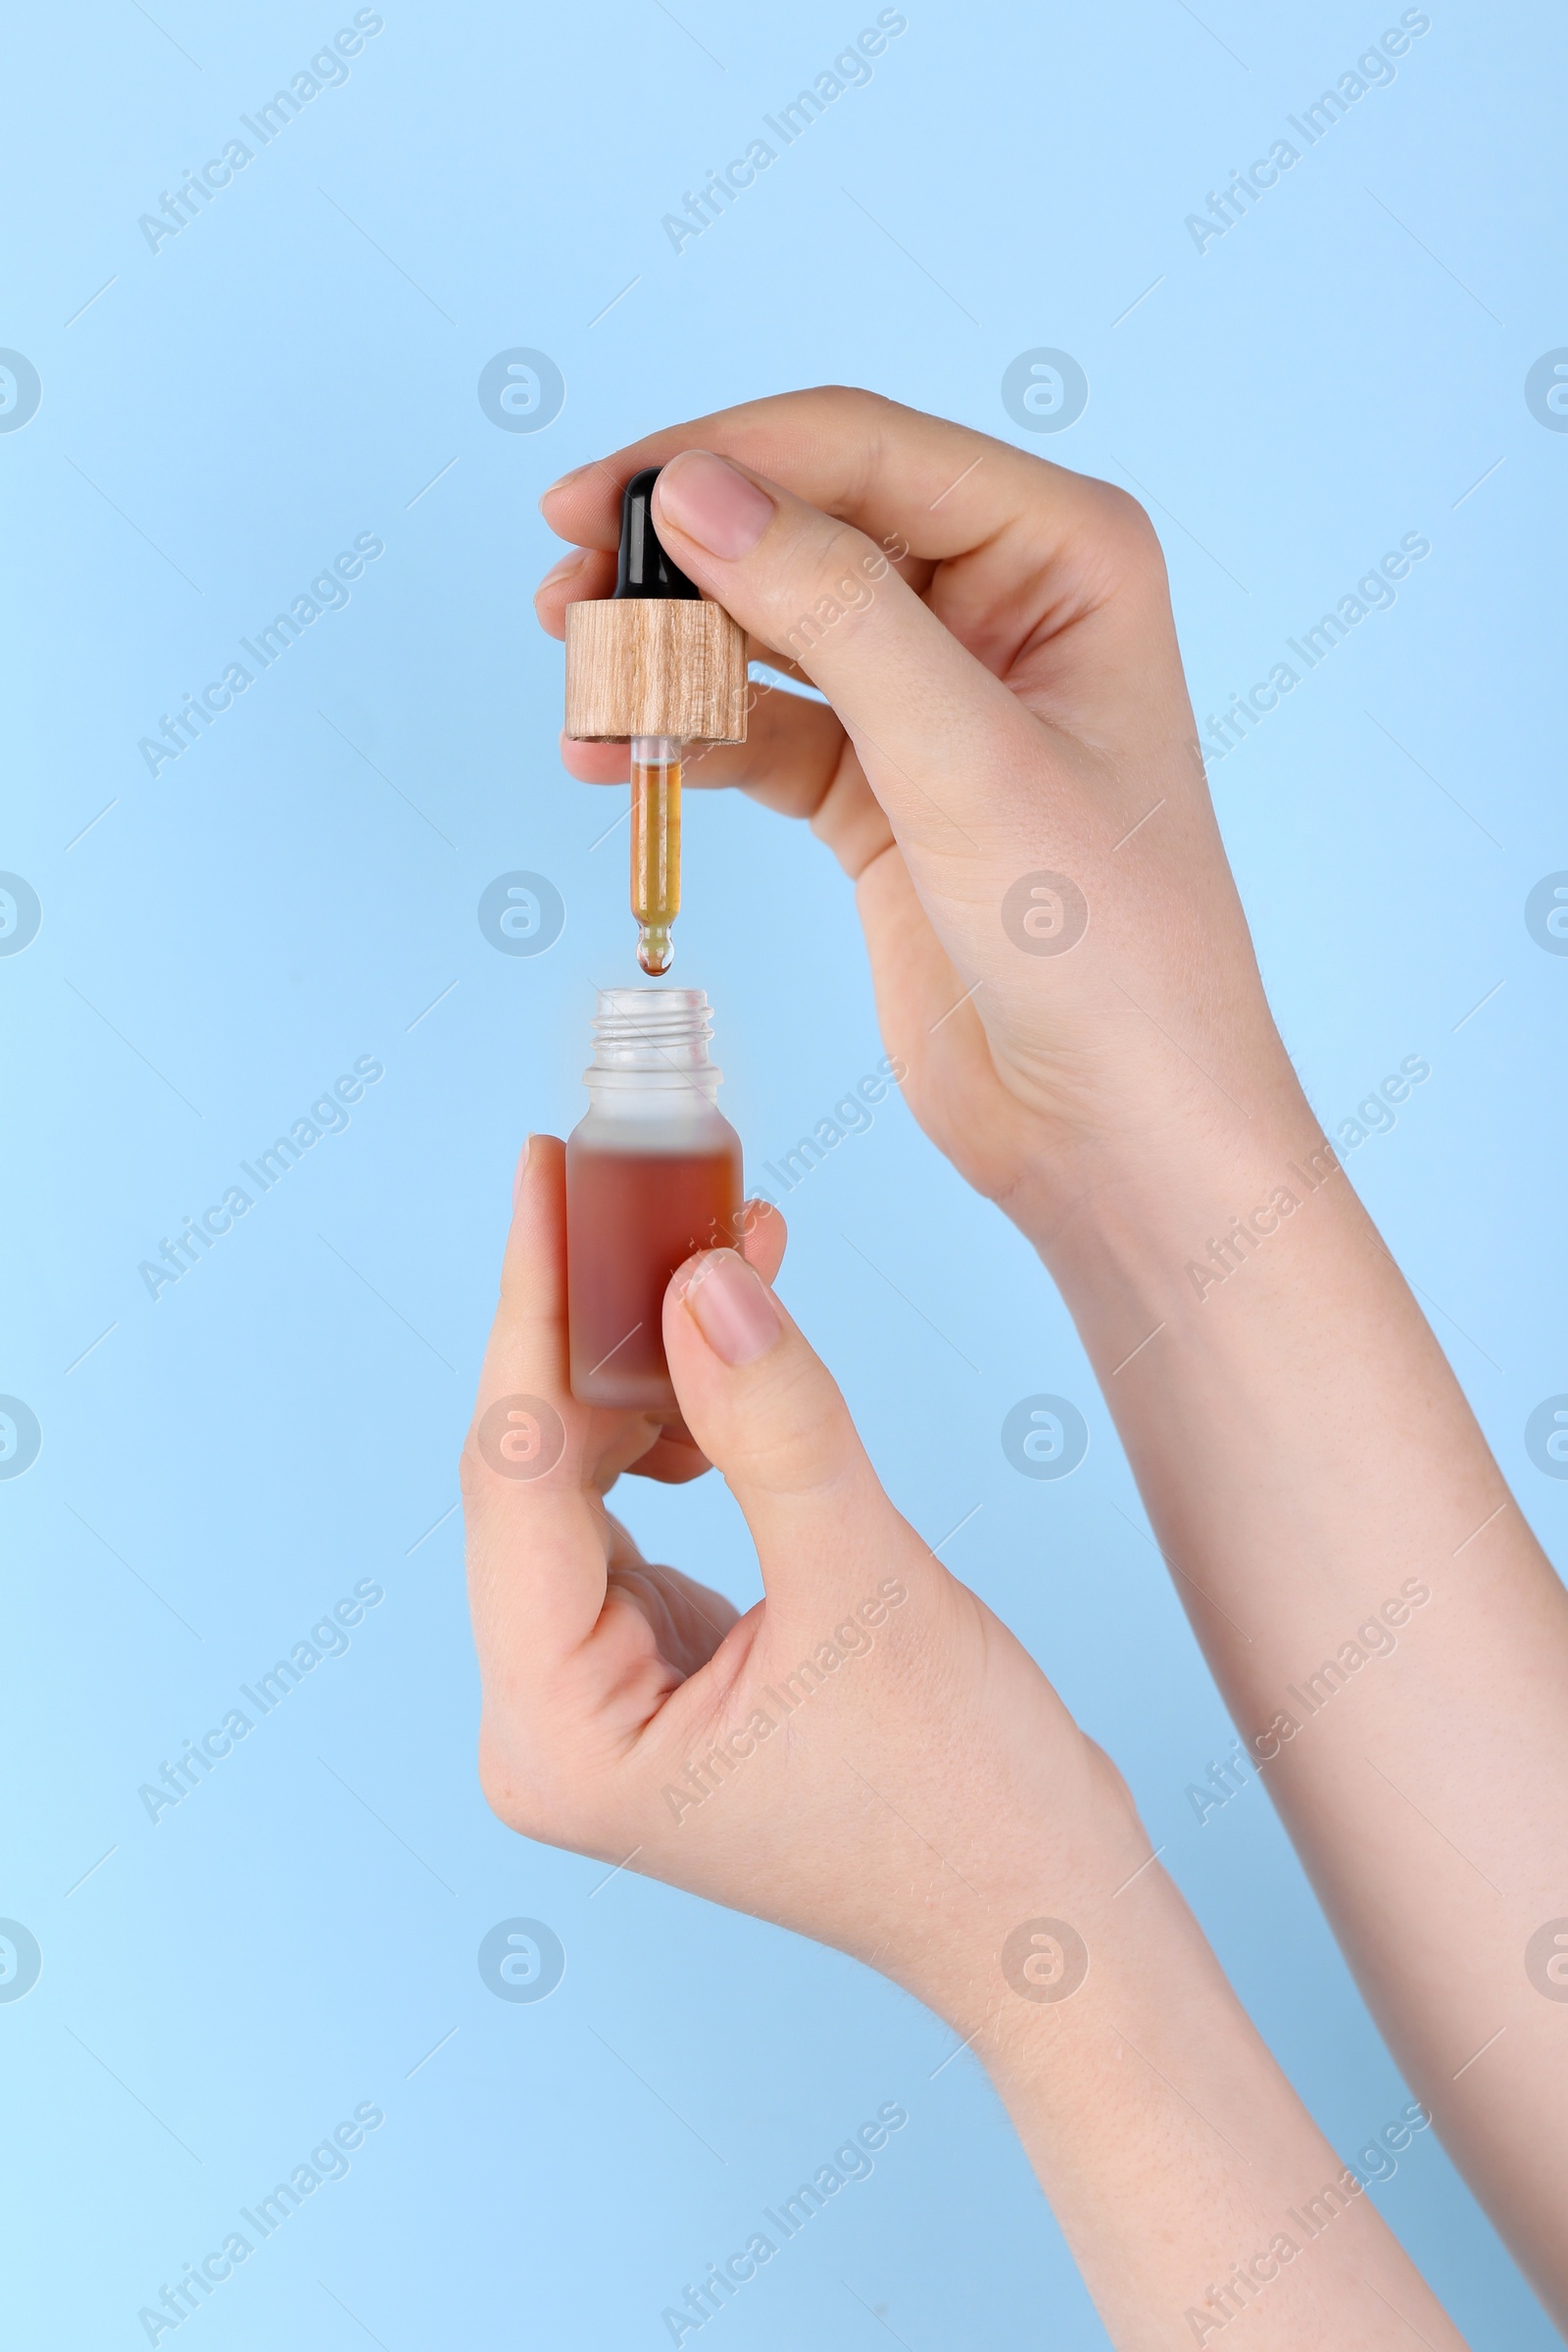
564;988;743;1413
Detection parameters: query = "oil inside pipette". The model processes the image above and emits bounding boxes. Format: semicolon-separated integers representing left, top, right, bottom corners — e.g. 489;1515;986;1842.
631;731;682;974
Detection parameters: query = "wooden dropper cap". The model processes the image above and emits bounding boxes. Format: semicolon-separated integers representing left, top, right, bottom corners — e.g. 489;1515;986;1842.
563;467;749;744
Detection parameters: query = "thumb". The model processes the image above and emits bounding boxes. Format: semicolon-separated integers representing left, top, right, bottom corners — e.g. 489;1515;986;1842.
652;450;1041;859
662;1249;921;1613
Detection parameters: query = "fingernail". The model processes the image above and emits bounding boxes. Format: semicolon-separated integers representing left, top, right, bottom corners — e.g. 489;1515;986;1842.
538;462;594;507
513;1136;533;1211
684;1250;781;1367
655;451;775;561
538;548;590;590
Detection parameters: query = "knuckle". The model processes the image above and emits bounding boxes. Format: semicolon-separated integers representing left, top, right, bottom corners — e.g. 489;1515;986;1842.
801;381;883;423
1092;481;1166;569
477;1721;608;1855
476;1732;526;1830
476;1720;555;1839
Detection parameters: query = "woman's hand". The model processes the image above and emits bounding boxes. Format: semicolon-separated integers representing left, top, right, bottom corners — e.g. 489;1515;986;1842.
462;1136;1126;2024
462;1141;1470;2352
530;391;1568;2326
536;387;1306;1238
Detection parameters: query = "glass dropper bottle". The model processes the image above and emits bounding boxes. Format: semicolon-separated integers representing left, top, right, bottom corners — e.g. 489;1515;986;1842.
565;986;742;1411
562;465;749;972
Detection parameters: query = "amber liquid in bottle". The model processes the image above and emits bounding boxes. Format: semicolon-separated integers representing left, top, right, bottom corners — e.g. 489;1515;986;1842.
566;1141;742;1413
565;988;743;1416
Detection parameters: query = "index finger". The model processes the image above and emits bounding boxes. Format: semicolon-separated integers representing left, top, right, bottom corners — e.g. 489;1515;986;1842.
539;384;1122;574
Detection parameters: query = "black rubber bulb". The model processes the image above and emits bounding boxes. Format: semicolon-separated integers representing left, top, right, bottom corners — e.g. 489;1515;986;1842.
614;466;701;601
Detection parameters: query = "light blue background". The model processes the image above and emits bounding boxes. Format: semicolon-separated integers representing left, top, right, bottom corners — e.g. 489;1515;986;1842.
3;1;1564;2343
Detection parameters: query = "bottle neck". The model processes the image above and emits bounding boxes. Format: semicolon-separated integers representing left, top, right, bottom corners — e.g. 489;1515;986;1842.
583;987;723;1110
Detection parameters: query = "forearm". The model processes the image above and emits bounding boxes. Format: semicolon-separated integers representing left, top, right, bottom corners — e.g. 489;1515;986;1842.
1027;1105;1568;2317
949;1854;1465;2350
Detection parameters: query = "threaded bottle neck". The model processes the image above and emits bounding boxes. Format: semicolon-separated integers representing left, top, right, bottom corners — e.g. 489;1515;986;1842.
584;988;722;1098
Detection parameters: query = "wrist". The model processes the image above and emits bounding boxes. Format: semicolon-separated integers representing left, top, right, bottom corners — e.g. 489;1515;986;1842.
886;1740;1154;2043
920;1835;1294;2216
974;1854;1220;2107
1007;1090;1367;1336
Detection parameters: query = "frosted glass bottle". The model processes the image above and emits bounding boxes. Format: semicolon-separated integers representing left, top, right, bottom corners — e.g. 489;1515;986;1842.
565;989;743;1413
